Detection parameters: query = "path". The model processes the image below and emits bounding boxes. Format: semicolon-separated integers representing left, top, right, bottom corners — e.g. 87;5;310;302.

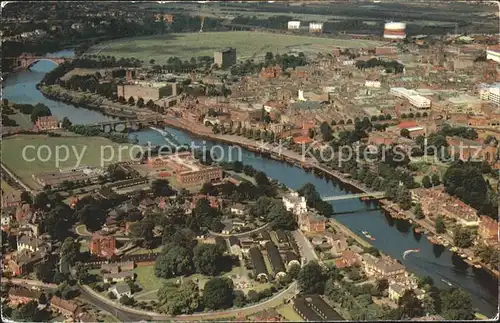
208;223;270;238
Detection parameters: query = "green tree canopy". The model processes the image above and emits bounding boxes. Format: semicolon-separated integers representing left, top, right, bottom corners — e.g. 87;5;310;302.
297;261;326;294
202;277;234;310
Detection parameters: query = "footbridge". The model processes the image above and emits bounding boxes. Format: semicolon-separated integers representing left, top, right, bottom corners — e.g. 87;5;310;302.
321;191;386;201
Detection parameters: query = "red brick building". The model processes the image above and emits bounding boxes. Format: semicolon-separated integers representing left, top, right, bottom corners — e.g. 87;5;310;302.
36;116;59;130
50;296;80;318
89;232;116;258
1;190;22;208
260;65;282;79
298;212;326;233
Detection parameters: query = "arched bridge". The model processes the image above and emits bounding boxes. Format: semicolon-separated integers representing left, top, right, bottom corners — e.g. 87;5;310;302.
8;54;73;69
321;191;386;201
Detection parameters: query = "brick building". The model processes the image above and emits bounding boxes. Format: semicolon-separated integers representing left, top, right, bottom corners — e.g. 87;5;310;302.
8;287;41;306
116;83;172;102
89;232;116;258
260;65;282;79
147;152;223;185
50;296;80;318
1;190;22;208
36;116;59;130
298;211;326;233
446;136;498;166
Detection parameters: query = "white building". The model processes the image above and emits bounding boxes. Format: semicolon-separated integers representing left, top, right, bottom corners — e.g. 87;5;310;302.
230;203;245;216
365;80;381;88
309;22;323;33
478;83;500;105
282;191;307;215
342;60;355;66
486;48;500;63
109;283;132;299
390;87;431;109
287;21;301;30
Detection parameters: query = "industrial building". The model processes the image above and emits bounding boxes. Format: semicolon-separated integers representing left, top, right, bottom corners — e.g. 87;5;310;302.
486;46;500;63
214;47;237;69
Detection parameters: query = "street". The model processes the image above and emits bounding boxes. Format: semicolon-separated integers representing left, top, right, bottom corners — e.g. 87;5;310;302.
291;229;319;264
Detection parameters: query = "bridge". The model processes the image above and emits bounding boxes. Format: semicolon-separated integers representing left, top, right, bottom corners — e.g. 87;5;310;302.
90;115;165;133
321;191;386;201
7;54;73;69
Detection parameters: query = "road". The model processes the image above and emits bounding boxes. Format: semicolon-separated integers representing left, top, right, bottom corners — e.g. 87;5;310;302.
1;163;33;192
291;229;320;264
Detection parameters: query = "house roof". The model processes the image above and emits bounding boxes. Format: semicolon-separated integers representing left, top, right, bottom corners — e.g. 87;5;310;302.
112;282;131;294
103;271;134;279
50;296;79;314
8;286;41;299
264;241;286;274
306;295;343;320
292;297;322;321
275;229;288;243
228;236;240;246
249;246;268;277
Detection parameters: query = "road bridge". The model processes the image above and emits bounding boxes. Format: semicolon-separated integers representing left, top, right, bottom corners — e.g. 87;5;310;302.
321;191;386;201
6;53;73;69
89;115;165;132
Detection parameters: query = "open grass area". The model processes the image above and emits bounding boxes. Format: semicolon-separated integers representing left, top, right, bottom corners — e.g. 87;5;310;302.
88;31;384;62
1;134;134;189
9;113;33;128
1;180;16;194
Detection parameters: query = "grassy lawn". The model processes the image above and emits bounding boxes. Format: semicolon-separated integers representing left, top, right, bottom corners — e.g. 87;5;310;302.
133;266;168;293
9;113;33;128
127;246;163;255
1;180;16;194
1;134;134;189
88;31;384;62
276;304;303;322
79;240;89;253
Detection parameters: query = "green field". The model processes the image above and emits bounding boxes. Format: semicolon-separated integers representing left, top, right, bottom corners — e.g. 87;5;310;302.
1;180;16;194
88;31;384;62
1;134;134;189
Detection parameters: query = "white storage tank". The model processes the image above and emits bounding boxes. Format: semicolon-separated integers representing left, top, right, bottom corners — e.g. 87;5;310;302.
384;22;406;39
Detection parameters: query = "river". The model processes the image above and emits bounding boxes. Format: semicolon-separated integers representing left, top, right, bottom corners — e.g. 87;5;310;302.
2;52;497;317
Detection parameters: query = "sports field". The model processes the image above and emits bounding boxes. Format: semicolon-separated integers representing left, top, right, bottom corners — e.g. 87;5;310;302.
1;135;134;189
88;31;385;62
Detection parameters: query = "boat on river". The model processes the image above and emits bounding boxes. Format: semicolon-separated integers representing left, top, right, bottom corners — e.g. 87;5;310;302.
403;249;420;259
441;279;453;287
361;231;376;240
474;264;482;269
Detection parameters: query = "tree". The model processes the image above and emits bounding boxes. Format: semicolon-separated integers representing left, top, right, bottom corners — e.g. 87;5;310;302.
150;59;156;64
376;278;389;293
136;97;145;108
287;263;301;280
233;290;246;307
155;245;193;278
400;128;410;138
128;96;135;105
30;103;52;123
453;226;473;248
61;117;72;129
200;182;216;196
11;300;42;322
75;200;106;232
73;262;89;284
398;290;423;319
120;295;134;306
202;277;234;310
254;171;270;187
297;261;326;294
247;290;260;303
151;179;175;197
193;243;224;276
414;203;424;219
38;293;48;305
440;288;474;320
422;175;432;188
60;237;79;265
20;191;32;205
320;121;333;141
157;281;201;315
435;215;445;234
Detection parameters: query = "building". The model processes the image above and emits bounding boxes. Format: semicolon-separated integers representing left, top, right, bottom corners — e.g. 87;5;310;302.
375;47;397;56
116;83;171;102
335;250;360;269
390;87;431;109
230;203;245;215
389;282;426;302
446;136;498;166
486;46;500;63
282;191;307;215
8;287;41;306
305;295;343;321
284;251;300;268
309;22;323;33
147;152;222;185
478;216;499;246
260;65;282;79
249;246;268;281
89;232;116;258
110;283;132;299
479;83;500;105
274;230;288;243
36;116;59;130
264;241;286;278
50;296;80;318
103;271;134;283
384;22;406;39
17;235;44;253
291;297;322;321
1;190;22;208
214;48;236;69
33;169;96;188
411;187;479;226
287;21;301;30
362;254;406;279
365;80;381;88
298;211;326;233
254;309;283;321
